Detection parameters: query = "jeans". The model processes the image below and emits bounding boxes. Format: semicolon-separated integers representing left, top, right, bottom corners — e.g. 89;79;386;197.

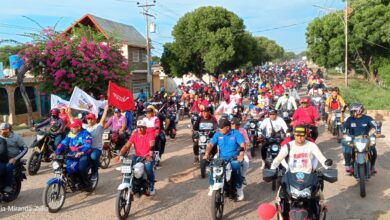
0;162;14;187
132;156;155;191
53;134;63;151
78;155;90;187
90;148;101;173
208;160;243;189
342;142;377;167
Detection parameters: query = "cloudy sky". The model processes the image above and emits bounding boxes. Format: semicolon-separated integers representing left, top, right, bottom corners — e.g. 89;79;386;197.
0;0;345;56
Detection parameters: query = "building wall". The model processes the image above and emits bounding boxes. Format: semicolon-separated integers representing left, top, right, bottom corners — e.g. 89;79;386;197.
127;46;147;71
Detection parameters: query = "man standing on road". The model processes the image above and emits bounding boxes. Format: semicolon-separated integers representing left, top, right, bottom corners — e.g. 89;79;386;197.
204;118;246;201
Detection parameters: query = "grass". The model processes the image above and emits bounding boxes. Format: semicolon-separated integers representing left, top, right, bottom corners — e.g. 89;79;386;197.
339;79;390;110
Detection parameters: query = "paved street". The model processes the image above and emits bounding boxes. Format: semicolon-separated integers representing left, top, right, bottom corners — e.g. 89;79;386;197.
1;117;390;220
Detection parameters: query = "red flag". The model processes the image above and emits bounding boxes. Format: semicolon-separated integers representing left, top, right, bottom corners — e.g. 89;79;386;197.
107;81;135;111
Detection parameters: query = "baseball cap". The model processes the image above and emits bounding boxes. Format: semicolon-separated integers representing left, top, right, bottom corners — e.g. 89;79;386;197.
294;126;306;136
136;120;147;128
0;122;12;130
218;118;231;128
69;119;83;128
85;113;97;120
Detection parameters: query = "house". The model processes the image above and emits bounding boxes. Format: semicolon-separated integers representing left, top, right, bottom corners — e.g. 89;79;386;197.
63;13;151;96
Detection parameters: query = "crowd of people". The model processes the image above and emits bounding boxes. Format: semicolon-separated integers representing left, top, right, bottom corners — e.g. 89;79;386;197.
0;61;383;219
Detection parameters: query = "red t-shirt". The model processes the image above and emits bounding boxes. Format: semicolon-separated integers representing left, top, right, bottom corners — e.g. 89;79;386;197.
127;131;155;157
292;106;319;126
59;113;70;128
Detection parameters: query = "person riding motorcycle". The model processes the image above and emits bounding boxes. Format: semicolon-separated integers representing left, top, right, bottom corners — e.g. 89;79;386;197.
165;96;178;134
0;123;28;193
272;82;284;96
342;103;381;175
275;92;297;111
230;88;242;105
190;94;209;114
259;109;289;168
143;105;166;161
54;119;93;190
231;117;251;185
204;118;246;201
136;89;147;103
116;120;157;195
215;96;237;116
35;108;65;151
291;97;320;140
104;108;127;150
84;104;109;176
325;87;346;126
192;106;218;164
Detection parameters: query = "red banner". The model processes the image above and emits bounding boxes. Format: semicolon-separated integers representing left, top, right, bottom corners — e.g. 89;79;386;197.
107;81;135;111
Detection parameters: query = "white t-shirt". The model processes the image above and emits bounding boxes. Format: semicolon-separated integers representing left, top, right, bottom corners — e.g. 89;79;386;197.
84;123;104;150
259;117;288;137
216;100;237;115
271;140;327;174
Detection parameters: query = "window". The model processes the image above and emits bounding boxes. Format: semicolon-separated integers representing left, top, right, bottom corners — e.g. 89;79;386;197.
132;49;139;62
141;50;147;63
0;88;9;115
14;87;38;115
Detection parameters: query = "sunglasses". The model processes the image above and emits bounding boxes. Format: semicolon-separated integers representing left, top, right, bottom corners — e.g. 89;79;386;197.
294;134;306;137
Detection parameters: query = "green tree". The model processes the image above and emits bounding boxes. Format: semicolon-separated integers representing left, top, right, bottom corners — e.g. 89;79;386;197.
253;36;284;63
161;6;254;78
0;44;26;68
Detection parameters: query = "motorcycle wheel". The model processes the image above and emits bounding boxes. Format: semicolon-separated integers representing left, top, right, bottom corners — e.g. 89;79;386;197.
116;188;132;220
99;149;111;169
200;156;207;178
272;179;278;191
359;164;366;198
2;179;21;202
43;182;66;213
179;110;184;121
250;142;255;158
337;126;343;143
27;151;41;176
211;189;224;220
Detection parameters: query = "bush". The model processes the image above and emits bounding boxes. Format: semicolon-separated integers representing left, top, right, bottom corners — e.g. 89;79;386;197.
340;79;390;110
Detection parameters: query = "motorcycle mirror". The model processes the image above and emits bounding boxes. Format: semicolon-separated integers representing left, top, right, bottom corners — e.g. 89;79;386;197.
325;159;333;167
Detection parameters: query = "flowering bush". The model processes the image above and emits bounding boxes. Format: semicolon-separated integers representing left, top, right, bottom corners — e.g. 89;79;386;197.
21;26;130;96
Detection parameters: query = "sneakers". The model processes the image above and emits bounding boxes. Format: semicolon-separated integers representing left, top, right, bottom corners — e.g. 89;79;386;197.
236;187;244;201
149;189;156;196
208;186;213;196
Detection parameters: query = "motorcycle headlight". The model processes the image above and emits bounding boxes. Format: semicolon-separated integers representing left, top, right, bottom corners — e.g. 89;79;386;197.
213;167;223;176
36;134;45;141
52;161;60;170
271;144;279;152
283;112;289;118
290;186;311;199
355;142;367;152
199;136;207;143
345;135;352;142
250;123;256;128
133;162;144;179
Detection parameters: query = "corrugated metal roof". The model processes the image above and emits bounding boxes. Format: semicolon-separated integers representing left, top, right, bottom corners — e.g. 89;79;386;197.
90;14;146;48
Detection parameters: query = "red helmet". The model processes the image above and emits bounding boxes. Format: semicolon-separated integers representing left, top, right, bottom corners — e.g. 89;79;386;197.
50;108;60;116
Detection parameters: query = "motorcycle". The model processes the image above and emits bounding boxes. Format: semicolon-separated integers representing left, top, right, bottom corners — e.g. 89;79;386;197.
27;129;56;175
193;122;215;178
246;117;261;157
329;110;343;143
209;158;236;220
115;156;151;220
165;110;177;139
312;96;326;121
0;152;27;203
43;153;99;213
191;112;200;127
99;130;124;169
344;134;377;197
263;133;284;191
263;163;337;220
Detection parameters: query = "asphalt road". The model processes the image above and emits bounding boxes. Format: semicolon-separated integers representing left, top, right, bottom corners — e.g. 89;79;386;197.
1;117;390;220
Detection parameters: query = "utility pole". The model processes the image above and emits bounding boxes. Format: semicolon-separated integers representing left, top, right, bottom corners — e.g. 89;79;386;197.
137;0;156;97
312;3;349;87
344;0;348;87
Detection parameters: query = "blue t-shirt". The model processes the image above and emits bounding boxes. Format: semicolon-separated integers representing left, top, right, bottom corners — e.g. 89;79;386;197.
210;129;244;160
343;115;380;136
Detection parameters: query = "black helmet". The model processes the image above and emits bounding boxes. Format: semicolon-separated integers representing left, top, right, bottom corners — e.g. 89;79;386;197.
269;109;277;115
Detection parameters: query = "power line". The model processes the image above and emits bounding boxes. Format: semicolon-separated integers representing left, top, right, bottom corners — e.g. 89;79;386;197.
251;20;310;33
0;23;40;32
